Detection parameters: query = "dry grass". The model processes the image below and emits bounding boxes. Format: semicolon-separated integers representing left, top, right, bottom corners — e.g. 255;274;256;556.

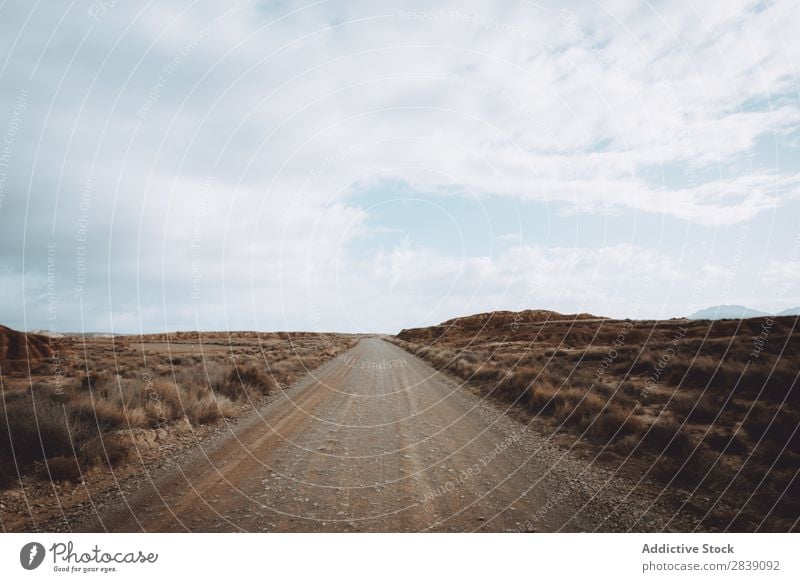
1;388;78;465
392;313;800;531
0;331;357;490
209;361;277;401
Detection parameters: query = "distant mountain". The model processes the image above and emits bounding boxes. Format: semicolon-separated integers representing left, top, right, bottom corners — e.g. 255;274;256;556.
775;306;800;316
688;305;789;320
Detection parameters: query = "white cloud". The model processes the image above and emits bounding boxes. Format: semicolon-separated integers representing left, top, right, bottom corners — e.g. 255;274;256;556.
1;0;799;331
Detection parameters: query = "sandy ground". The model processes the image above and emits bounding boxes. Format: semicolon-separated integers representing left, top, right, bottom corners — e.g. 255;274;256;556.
63;338;699;532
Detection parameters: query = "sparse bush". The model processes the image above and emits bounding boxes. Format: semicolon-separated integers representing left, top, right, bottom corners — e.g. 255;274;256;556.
552;388;601;427
209;370;248;401
704;430;748;455
588;408;644;442
652;447;725;489
71;397;134;431
0;458;19;489
527;379;559;415
0;391;81;465
79;435;129;468
471;364;502;382
640;420;695;457
43;456;83;482
80;369;112;391
492;367;538;403
186;394;236;425
231;362;277;396
671;391;722;423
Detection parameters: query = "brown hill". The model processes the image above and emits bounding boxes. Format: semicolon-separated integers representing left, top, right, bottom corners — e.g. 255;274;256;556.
0;325;53;374
440;309;598;327
398;309;600;343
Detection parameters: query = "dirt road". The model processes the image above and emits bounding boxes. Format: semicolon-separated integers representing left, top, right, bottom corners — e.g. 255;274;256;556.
73;338;695;532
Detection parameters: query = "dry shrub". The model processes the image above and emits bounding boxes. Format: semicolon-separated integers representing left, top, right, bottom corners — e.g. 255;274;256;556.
230;362;277;396
527;378;559;414
619;380;639;398
115;367;131;378
0;391;79;465
652;447;725;489
742;404;800;465
43;456;83;482
187;394;235;425
146;375;236;426
0;458;20;489
588;408;644;442
546;387;644;443
144;397;172;426
202;361;277;403
80;369;113;391
72;399;124;431
613;433;642;454
471;363;502;382
671;390;723;423
189;397;220;425
79;435;129;468
492;367;538;403
552;388;605;429
209;371;247;401
215;394;237;418
738;358;797;401
704;430;748;455
662;354;714;386
741;403;787;442
449;357;478;378
0;455;19;491
72;381;152;430
148;379;185;420
640;419;695;457
1;333;357;489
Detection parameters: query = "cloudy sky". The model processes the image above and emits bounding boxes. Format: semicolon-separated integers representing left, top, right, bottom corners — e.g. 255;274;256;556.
1;0;799;334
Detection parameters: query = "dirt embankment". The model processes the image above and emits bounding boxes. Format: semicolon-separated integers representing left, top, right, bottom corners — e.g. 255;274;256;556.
0;325;53;374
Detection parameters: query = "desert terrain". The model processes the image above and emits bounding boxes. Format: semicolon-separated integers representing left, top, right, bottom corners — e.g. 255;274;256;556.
393;310;799;531
0;326;357;530
0;312;797;532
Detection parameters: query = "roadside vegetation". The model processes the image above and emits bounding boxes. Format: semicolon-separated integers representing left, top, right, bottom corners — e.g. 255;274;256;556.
0;331;356;490
392;314;799;531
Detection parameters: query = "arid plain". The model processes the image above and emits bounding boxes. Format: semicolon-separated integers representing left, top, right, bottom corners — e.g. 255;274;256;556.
1;310;797;532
